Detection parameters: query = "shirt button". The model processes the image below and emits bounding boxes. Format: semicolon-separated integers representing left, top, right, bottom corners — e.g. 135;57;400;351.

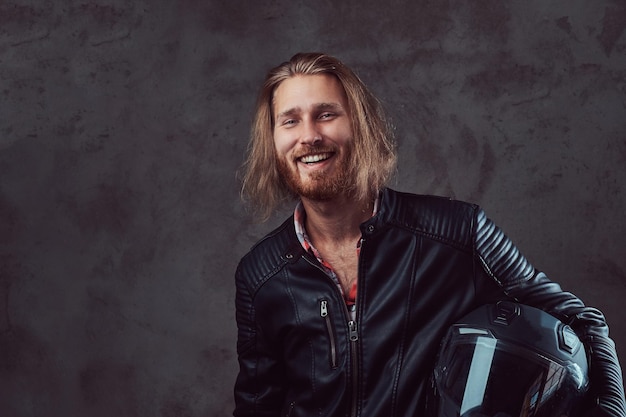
367;225;375;233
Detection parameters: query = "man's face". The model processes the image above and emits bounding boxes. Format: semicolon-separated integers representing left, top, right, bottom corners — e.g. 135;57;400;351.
272;74;354;200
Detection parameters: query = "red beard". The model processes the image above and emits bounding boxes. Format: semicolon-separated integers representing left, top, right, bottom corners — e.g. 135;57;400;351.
276;145;353;201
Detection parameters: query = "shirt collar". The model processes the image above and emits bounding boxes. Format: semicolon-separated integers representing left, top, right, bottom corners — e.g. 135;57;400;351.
293;196;380;252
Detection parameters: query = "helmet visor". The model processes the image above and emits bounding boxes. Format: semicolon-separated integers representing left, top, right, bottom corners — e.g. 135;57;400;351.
434;328;588;417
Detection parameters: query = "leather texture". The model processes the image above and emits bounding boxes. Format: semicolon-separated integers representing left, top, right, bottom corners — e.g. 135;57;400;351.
234;188;625;417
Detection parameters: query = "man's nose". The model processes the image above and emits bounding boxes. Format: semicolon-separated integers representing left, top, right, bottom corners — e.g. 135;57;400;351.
300;119;322;145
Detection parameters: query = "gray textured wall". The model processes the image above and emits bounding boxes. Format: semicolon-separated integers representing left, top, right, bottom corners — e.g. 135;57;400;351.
1;1;625;416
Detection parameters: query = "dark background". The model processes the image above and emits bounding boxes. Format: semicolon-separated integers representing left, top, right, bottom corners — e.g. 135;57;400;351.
1;1;625;416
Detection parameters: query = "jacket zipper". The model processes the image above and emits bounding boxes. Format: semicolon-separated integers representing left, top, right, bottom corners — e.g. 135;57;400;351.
285;401;295;417
348;319;359;417
320;300;338;369
348;236;365;417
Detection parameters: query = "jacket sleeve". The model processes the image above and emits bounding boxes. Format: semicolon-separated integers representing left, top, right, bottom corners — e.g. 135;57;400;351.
233;263;285;417
473;208;626;417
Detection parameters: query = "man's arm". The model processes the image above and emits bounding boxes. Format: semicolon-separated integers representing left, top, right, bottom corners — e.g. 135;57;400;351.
474;208;626;417
233;264;285;417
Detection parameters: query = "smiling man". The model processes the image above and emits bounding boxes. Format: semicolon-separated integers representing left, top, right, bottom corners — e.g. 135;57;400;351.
234;53;625;417
273;74;354;202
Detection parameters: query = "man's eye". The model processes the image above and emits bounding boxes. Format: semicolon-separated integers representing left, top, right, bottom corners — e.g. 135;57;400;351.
282;119;297;126
319;113;335;120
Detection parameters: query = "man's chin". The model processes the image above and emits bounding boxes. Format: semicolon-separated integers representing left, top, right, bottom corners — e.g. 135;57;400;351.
293;179;351;201
278;158;352;201
298;189;337;201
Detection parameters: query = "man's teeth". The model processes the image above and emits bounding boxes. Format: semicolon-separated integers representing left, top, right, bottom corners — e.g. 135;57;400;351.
300;153;331;163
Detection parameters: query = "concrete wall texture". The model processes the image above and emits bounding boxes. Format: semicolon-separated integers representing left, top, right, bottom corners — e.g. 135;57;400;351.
1;1;625;416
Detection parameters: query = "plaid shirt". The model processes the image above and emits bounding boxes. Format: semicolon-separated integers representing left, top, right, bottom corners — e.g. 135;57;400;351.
293;198;379;312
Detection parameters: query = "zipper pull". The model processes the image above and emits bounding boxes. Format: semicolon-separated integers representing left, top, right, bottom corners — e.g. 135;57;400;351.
320;300;328;317
348;320;359;341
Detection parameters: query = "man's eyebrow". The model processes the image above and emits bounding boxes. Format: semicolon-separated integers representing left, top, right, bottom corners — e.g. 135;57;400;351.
275;107;300;120
275;102;345;121
315;102;343;112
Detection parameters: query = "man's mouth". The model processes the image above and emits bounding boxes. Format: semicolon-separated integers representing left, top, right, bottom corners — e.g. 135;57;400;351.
299;152;333;164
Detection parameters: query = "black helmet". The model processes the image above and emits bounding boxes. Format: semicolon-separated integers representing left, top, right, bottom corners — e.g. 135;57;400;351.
431;301;589;417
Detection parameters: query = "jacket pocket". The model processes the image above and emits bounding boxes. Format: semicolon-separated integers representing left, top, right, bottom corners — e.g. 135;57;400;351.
320;299;338;369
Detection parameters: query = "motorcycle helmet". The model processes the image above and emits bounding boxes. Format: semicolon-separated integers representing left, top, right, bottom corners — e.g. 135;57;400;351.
431;301;589;417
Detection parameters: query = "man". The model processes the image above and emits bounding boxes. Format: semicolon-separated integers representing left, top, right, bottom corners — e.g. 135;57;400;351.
234;52;625;417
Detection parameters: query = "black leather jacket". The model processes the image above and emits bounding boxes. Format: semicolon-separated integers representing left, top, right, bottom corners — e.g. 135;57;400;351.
234;188;625;417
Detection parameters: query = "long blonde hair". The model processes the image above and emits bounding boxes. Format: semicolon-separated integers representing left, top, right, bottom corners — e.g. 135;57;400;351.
240;52;396;221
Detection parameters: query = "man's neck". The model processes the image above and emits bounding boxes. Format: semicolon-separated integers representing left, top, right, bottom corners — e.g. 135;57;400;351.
300;194;374;247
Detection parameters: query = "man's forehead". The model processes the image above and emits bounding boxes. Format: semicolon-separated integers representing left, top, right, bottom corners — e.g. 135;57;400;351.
272;75;348;114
